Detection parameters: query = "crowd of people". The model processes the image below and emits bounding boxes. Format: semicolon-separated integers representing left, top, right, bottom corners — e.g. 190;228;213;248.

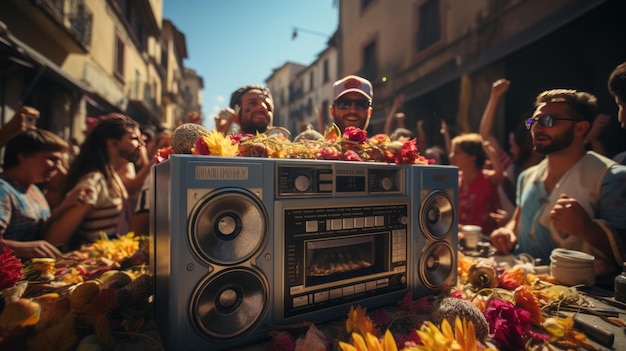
1;62;626;289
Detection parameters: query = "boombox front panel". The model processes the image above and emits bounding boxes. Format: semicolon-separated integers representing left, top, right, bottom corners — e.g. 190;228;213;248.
273;198;411;324
152;155;459;350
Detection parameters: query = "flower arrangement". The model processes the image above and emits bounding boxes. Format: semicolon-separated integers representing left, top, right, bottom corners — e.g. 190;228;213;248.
157;125;430;165
0;234;153;351
264;252;625;351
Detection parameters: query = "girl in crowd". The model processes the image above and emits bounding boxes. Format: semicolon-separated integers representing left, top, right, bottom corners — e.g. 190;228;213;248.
449;133;504;236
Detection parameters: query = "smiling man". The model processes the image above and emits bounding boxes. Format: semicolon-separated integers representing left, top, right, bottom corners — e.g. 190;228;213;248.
489;89;626;284
329;75;373;132
229;85;274;135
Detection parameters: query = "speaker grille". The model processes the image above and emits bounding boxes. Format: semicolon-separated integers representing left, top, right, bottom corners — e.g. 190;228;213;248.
190;268;268;339
189;188;268;265
419;241;454;289
419;189;454;240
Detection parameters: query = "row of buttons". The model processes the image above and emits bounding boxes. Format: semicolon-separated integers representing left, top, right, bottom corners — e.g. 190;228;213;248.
305;216;386;232
292;277;392;308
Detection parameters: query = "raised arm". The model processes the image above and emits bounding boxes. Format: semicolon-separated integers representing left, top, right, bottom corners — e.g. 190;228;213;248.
479;79;510;149
383;94;405;135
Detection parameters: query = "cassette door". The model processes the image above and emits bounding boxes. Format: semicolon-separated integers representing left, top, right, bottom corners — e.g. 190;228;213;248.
152;155;275;351
409;165;458;298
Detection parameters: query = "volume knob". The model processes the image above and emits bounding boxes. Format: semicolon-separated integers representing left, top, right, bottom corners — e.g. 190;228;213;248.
294;174;311;192
380;177;393;191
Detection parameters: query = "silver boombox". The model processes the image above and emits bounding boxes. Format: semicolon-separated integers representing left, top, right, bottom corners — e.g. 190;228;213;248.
151;155;458;350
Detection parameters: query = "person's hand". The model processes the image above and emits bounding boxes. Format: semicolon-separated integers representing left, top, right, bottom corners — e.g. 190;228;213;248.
482;140;497;156
586;114;610;142
490;227;516;254
0;106;39;147
10;240;62;259
439;119;448;134
489;209;511;227
491;79;510;99
394;94;405;106
549;194;591;239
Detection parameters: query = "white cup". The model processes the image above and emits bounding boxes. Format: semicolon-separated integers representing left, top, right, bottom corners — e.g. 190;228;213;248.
549;249;595;286
461;225;482;250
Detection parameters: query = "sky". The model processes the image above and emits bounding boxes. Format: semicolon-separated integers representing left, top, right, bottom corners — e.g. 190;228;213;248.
163;0;339;130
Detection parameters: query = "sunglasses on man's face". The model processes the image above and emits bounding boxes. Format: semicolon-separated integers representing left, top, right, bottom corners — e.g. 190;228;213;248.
525;114;581;129
335;98;371;111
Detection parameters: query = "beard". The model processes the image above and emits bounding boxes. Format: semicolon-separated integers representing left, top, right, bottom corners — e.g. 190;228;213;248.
533;124;575;155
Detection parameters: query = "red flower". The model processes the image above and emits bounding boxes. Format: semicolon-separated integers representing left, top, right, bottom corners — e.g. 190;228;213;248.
155;146;175;164
484;298;525;349
343;126;368;144
0;242;24;291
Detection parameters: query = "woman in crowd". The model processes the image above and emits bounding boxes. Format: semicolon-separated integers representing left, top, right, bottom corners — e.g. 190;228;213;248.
449;133;504;236
45;115;145;250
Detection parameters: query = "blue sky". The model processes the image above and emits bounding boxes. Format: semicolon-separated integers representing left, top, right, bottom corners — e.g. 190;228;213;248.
163;0;339;130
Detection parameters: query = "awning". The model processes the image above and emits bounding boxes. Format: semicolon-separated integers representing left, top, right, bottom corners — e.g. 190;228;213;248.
0;20;90;94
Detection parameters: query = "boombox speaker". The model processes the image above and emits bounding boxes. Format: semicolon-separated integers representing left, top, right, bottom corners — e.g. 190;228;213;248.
408;165;458;298
151;155;458;350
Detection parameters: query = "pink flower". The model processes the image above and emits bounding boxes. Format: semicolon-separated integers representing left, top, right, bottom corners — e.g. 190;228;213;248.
484;299;525;349
0;242;24;290
342;150;363;161
316;146;342;160
343;126;368;144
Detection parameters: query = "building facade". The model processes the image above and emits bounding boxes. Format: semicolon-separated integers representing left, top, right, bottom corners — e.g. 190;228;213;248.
335;0;626;155
265;61;307;131
0;0;199;145
181;67;204;126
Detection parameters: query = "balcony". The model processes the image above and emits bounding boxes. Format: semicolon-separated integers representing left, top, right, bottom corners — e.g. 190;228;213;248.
25;0;93;51
127;81;162;120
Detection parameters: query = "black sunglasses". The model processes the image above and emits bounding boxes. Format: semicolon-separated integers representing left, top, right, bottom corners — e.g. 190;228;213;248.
335;98;371;111
525;115;581;129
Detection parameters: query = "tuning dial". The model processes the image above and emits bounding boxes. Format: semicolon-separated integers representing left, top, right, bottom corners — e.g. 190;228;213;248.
399;215;408;225
294;174;311;192
380;177;393;191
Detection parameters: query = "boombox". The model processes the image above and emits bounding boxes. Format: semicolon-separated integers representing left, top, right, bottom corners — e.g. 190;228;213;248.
150;155;457;350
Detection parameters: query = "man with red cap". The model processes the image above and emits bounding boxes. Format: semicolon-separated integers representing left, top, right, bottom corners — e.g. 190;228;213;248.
329;75;373;132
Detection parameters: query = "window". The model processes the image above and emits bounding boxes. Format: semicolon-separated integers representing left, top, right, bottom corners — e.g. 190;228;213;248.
115;34;125;78
323;59;330;83
416;0;441;52
309;71;314;91
362;41;377;82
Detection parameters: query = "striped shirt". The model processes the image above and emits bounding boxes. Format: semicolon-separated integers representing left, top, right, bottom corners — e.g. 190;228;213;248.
0;175;50;241
73;171;131;244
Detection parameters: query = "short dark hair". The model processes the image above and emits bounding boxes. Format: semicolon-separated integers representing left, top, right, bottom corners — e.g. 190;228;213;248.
608;61;626;101
535;89;597;123
229;85;273;112
2;129;68;169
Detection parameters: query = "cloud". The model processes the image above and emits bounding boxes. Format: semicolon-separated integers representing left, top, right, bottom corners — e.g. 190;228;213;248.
216;96;224;103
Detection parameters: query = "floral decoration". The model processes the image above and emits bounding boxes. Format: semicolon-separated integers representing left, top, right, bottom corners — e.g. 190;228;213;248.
157;125;430;165
0;242;24;291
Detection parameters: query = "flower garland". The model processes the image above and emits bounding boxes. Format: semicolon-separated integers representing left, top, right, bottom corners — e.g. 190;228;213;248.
156;125;430;165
